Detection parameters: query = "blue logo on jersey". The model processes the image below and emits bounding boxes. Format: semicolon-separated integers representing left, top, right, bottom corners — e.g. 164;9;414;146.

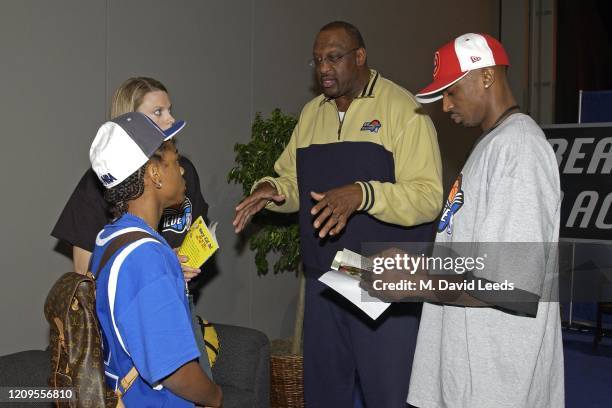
100;173;117;185
361;119;382;133
161;197;193;234
438;174;464;235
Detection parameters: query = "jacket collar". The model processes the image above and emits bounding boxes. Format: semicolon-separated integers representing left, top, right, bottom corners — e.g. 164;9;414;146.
321;69;380;105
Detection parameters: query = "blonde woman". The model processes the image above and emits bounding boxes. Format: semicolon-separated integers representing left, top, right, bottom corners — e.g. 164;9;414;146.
52;77;207;280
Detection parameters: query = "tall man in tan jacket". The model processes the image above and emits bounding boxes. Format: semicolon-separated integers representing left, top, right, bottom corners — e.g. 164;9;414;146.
234;21;442;407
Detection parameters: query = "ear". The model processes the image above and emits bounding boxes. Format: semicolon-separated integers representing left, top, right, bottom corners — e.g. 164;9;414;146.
146;160;162;187
356;47;367;67
482;67;495;89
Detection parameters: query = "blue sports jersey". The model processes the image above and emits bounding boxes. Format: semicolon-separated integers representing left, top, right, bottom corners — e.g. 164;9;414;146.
91;213;200;407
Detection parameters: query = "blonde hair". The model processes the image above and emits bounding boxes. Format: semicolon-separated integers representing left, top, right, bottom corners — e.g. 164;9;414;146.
110;77;168;119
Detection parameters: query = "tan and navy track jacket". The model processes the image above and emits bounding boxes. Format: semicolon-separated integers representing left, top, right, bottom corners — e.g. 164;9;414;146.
256;70;443;274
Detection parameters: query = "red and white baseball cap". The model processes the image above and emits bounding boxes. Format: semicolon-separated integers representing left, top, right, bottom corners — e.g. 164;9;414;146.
416;33;510;103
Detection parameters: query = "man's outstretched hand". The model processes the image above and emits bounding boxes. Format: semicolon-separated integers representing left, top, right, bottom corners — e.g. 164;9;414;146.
233;182;285;233
310;183;362;238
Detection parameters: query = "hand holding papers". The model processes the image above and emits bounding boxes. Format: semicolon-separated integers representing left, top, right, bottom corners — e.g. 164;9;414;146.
319;249;390;320
360;247;430;302
330;248;374;278
177;216;219;269
321;247;436;319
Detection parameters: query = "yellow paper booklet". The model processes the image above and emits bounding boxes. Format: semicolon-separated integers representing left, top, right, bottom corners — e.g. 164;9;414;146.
177;216;219;268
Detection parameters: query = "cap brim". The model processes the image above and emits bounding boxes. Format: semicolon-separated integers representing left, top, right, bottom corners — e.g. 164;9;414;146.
415;71;470;104
163;120;186;140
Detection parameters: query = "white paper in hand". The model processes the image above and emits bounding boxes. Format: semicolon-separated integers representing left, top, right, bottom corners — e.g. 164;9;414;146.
318;270;390;320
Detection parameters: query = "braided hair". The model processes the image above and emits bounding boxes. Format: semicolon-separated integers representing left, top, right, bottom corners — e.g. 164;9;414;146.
104;166;146;218
103;141;174;218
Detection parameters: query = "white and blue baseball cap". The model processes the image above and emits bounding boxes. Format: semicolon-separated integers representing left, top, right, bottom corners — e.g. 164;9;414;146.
90;112;185;189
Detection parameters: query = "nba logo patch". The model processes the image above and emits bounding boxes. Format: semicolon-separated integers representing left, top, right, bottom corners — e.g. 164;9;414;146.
361;119;382;133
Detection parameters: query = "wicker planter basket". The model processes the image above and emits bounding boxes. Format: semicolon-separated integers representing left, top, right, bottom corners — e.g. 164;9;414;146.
270;339;304;408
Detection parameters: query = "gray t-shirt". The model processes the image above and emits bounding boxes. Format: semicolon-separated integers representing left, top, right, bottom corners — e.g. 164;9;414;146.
407;114;565;408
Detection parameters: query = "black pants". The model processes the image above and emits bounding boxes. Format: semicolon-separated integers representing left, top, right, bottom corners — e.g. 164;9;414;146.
303;276;421;408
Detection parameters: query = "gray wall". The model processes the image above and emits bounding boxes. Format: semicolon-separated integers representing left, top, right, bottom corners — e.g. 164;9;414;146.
0;0;501;355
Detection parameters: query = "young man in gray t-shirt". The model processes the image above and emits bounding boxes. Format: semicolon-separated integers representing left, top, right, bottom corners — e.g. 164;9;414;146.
363;33;564;408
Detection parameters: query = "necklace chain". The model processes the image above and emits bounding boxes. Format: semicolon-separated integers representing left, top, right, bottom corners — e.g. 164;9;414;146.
485;104;520;136
469;105;521;154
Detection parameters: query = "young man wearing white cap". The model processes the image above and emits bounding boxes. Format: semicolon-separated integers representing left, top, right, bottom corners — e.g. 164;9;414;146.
364;34;564;407
413;32;564;408
89;112;222;407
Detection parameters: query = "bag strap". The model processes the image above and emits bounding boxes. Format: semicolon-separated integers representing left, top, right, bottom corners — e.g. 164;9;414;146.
93;231;155;279
116;366;139;399
92;229;158;397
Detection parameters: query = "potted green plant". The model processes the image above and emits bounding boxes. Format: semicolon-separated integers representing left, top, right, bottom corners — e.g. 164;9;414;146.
228;109;305;407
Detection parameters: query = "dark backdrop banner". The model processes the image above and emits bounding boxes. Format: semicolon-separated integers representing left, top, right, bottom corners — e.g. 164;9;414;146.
544;125;612;241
